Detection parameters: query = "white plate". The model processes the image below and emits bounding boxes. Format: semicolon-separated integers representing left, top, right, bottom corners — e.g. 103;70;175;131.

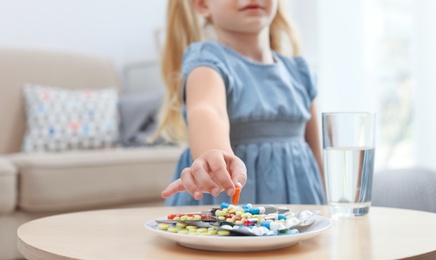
144;214;332;252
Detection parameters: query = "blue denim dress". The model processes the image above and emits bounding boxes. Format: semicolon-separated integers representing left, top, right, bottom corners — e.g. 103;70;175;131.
165;42;325;206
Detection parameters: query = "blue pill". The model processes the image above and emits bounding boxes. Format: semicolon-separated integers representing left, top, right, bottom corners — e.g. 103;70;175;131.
260;222;270;229
220;202;231;209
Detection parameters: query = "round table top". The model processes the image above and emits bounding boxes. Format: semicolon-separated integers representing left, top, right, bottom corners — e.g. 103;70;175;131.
17;205;436;260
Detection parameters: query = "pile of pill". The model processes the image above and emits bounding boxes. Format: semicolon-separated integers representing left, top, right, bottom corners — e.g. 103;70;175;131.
156;202;306;237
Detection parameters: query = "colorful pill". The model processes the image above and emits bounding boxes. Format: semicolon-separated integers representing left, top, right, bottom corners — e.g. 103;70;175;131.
196;228;208;233
242;203;253;212
232;186;241;205
220;202;231;209
248;208;262;214
186;225;197;230
168;227;179;233
260;221;286;231
243;219;255;226
176;222;187;228
167;214;177;220
158;223;169;230
218;230;230;236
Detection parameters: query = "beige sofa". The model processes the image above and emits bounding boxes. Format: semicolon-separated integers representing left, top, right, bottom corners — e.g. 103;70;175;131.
0;49;183;259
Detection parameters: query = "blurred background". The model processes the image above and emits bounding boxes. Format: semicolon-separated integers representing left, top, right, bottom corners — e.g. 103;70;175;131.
1;0;435;172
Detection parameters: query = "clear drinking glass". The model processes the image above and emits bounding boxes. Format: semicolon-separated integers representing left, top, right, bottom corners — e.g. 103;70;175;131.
322;112;376;218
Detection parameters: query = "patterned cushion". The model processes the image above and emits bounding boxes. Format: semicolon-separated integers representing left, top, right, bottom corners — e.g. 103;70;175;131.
22;85;119;153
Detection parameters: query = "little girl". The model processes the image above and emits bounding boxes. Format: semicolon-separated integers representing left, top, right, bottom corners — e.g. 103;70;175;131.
156;0;325;205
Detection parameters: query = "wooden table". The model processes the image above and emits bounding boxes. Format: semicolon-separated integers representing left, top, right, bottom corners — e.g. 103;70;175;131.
17;205;436;260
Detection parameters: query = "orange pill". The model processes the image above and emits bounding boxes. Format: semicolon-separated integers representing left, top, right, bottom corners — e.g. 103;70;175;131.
232;186;241;205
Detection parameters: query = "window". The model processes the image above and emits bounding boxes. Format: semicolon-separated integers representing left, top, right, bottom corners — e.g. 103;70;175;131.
314;0;436;171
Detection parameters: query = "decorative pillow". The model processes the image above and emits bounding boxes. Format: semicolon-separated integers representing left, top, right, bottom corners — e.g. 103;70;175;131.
22;84;119;153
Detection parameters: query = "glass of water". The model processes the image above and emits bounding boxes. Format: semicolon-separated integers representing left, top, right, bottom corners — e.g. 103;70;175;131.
322;112;376;218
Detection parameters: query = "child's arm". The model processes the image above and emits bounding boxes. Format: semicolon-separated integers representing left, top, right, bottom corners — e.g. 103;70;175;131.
305;101;325;187
161;66;247;200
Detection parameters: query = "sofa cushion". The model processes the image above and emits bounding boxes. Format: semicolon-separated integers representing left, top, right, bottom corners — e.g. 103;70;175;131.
0;158;18;213
0;48;120;155
22;85;119;153
9;146;184;212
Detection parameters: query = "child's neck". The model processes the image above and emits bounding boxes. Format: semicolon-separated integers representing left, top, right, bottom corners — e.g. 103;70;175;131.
217;30;274;64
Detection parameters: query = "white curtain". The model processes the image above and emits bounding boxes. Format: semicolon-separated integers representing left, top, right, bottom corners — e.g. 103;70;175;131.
312;0;436;171
412;0;436;171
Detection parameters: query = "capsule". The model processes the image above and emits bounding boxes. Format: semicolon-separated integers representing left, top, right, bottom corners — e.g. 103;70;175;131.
243;219;258;226
242;203;253;212
220;202;231;209
277;214;286;220
260;221;286;231
248;207;264;214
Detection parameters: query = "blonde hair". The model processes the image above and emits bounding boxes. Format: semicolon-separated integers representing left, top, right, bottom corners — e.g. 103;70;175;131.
154;0;301;143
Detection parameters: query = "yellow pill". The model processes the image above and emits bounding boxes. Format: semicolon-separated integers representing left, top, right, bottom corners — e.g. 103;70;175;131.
235;220;243;225
216;211;227;216
196;228;208;233
241;213;252;218
199;233;211;236
186;225;197;230
168;227;179;233
194;215;202;220
158;224;169;230
218;230;230;236
180;215;188;221
208;230;218;235
178;229;189;235
176;222;187;228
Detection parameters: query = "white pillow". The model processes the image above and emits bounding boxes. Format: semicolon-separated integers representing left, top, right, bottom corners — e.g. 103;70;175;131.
22;84;119;153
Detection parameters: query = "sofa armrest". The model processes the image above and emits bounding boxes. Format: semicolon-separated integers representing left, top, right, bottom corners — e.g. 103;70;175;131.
0;157;18;213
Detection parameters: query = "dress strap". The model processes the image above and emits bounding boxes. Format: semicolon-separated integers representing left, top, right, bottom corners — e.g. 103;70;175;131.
230;121;305;145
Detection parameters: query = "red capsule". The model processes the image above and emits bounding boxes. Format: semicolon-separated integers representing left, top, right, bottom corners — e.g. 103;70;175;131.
244;219;254;226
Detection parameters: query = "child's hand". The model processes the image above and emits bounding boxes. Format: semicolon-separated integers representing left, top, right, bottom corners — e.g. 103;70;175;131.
161;149;247;200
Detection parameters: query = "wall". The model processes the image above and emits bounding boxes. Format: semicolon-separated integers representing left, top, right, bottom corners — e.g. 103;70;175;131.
0;0;318;93
0;0;167;92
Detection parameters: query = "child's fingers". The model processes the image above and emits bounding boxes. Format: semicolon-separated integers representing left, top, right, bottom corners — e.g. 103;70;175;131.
189;160;222;197
227;154;247;188
179;167;204;200
160;178;186;198
205;156;235;197
162;151;247;201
